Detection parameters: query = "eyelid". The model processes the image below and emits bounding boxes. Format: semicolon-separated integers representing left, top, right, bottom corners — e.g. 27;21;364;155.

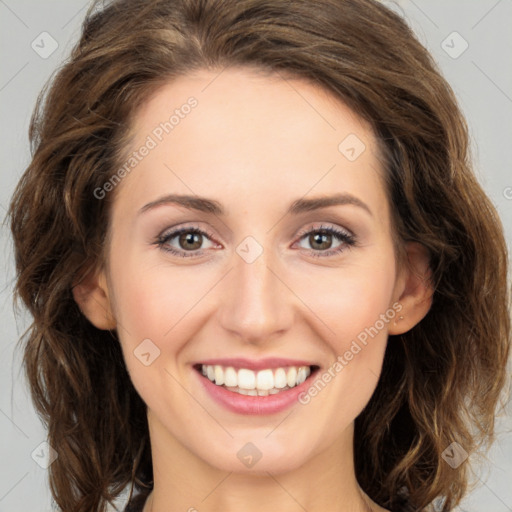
291;223;357;257
155;221;357;258
156;223;222;256
157;223;219;243
294;222;354;240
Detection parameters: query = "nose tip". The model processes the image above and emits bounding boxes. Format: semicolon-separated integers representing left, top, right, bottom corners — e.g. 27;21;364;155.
217;251;293;345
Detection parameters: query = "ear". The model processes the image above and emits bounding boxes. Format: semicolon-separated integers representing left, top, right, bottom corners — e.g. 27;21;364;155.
388;241;434;335
72;267;117;330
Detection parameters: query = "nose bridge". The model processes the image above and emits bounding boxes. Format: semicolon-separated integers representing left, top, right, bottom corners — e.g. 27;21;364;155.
219;241;293;343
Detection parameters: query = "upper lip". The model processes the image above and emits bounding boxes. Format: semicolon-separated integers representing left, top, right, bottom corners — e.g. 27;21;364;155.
194;357;319;371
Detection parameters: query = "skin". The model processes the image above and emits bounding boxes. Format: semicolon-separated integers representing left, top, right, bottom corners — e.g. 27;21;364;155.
74;67;433;512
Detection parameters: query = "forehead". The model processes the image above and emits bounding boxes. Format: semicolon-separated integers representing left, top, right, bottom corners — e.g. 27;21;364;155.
114;67;389;223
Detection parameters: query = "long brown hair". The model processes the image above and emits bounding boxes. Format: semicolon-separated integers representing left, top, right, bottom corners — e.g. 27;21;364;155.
8;0;510;510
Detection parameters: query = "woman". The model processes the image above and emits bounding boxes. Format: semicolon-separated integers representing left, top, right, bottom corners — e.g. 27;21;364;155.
8;0;510;511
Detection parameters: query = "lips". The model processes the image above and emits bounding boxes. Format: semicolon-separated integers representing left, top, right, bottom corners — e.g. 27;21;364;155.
195;357;318;371
192;358;320;415
199;364;312;394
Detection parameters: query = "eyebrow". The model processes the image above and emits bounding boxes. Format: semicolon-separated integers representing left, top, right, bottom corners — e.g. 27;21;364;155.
139;193;373;218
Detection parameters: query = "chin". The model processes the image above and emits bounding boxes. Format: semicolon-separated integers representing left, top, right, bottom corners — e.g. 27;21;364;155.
191;433;320;475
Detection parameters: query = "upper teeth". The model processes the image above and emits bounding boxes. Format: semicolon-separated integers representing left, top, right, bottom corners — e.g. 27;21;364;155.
201;364;311;390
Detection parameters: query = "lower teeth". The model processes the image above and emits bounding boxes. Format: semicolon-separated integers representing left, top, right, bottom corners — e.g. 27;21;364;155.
224;385;291;396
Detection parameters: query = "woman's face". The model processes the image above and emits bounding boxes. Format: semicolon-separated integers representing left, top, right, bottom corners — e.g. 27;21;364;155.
87;67;423;475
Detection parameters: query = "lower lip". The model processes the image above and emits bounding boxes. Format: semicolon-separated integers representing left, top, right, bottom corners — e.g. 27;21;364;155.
195;367;318;415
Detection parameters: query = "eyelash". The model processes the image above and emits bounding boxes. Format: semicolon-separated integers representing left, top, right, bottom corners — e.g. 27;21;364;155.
154;224;357;259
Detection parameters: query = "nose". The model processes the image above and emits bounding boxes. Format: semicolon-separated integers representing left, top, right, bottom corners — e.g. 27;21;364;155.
218;244;295;346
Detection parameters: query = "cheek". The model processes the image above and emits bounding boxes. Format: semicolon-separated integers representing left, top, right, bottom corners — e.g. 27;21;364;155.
110;258;208;339
108;256;217;394
109;263;198;406
111;240;397;362
297;253;397;351
293;253;397;418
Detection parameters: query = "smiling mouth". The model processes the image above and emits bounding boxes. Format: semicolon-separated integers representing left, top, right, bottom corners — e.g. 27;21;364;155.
194;364;320;396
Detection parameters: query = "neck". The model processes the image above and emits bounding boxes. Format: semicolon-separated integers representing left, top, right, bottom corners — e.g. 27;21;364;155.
142;414;385;512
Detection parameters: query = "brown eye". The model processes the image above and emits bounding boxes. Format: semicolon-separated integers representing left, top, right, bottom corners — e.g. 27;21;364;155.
295;225;356;258
308;232;334;250
178;232;203;251
156;226;217;257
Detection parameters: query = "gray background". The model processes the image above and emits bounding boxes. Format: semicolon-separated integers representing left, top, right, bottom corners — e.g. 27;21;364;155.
1;1;511;511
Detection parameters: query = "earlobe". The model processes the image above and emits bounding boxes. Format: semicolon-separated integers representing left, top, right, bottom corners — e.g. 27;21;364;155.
388;241;434;335
72;268;117;330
